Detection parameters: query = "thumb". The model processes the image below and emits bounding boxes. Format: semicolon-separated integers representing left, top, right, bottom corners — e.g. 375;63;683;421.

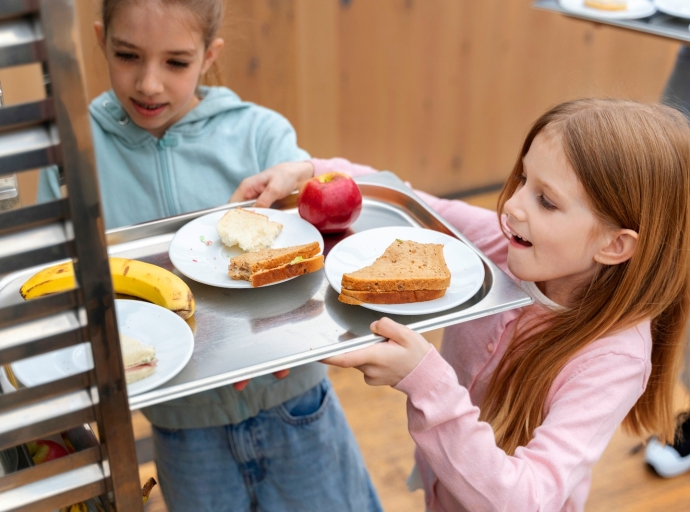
370;317;417;347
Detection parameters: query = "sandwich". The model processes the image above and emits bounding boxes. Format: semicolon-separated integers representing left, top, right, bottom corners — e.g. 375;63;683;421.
339;239;451;305
217;208;283;252
120;334;157;384
229;241;324;287
583;0;626;10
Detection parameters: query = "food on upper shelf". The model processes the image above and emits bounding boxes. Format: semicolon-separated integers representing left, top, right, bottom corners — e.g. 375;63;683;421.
217;207;283;251
121;333;157;384
229;241;324;287
27;439;69;465
583;0;627;10
297;172;362;233
339;239;451;305
19;257;195;319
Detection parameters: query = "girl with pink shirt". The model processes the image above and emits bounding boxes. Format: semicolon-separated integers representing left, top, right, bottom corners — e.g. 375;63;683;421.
234;99;690;511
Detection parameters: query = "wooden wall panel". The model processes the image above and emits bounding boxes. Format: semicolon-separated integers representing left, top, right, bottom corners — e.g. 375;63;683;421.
74;0;678;198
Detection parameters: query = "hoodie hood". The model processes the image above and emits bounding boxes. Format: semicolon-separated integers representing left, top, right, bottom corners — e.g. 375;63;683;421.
89;86;251;146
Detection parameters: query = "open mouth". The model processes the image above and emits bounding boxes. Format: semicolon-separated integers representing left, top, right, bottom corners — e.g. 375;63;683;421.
132;98;167;110
512;234;532;247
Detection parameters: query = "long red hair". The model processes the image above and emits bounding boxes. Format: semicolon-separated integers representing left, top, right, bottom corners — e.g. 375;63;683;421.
482;99;690;455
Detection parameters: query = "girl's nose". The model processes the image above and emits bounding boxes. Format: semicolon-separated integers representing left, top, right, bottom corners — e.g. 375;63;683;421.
503;189;526;221
137;66;164;96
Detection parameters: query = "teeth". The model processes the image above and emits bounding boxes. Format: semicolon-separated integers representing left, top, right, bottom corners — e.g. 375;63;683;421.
134;100;164;110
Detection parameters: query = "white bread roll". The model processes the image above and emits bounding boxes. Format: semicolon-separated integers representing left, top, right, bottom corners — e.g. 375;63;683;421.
217;208;283;252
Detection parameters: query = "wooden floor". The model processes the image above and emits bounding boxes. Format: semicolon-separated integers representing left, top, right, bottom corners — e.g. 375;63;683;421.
133;192;690;510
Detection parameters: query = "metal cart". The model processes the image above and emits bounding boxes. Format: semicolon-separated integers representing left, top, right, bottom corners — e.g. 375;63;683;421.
0;1;142;510
534;0;690;44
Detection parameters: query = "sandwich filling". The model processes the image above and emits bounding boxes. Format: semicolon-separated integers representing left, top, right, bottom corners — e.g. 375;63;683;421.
229;242;324;287
120;333;157;384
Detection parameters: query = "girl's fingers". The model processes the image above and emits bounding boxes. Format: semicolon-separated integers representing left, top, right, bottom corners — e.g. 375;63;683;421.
321;344;384;368
233;379;249;391
273;369;290;380
370;317;417;347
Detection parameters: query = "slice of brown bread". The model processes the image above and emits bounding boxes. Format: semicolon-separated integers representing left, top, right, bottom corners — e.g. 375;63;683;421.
338;288;446;305
229;242;320;275
340;240;450;292
249;255;324;287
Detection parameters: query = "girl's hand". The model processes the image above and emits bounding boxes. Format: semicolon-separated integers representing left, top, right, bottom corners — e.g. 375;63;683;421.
322;317;432;386
233;369;290;391
229;161;315;207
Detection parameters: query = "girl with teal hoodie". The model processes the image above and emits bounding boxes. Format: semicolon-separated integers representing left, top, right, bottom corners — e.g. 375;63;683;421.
38;1;381;511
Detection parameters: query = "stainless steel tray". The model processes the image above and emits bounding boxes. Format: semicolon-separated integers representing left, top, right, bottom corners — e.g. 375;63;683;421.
1;171;532;410
534;0;690;43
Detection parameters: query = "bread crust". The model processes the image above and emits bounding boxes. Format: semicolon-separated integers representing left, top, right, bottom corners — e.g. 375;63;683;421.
230;242;321;274
339;288;446;304
249;254;324;287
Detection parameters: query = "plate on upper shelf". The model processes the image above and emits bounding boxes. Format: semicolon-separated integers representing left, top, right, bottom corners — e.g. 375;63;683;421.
169;208;324;288
559;0;656;19
654;0;690;18
11;299;194;396
325;226;485;316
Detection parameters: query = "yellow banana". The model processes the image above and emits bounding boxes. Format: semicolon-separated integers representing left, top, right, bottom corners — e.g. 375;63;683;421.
20;257;195;319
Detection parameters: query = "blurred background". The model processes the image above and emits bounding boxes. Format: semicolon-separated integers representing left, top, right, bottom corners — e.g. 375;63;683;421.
0;1;684;510
0;0;678;206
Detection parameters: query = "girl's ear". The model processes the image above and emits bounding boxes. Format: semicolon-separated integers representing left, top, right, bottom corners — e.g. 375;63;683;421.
94;21;106;52
200;38;224;75
594;228;638;266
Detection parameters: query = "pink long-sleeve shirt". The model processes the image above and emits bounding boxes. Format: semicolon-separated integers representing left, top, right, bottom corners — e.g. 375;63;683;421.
311;158;652;512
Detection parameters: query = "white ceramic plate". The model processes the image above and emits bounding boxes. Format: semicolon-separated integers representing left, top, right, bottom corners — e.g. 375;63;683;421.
169;208;324;288
12;299;194;396
559;0;656;19
654;0;690;18
325;226;485;315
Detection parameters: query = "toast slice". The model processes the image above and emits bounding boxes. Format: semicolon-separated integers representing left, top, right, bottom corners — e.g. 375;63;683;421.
229;241;323;287
217;208;283;252
341;240;450;292
338;288;446;305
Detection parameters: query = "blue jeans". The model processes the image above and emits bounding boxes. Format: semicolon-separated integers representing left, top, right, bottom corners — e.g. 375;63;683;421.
152;378;383;512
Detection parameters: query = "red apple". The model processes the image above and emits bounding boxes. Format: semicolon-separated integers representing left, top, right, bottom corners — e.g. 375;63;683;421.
297;172;362;233
27;439;69;465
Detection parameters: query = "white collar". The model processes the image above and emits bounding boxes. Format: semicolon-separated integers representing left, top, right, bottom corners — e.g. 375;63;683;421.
520;281;567;312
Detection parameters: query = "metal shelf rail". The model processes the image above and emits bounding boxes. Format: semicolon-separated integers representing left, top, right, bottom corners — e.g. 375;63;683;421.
0;1;142;511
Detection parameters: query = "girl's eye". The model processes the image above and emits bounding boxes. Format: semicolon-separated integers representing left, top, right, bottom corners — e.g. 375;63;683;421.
115;52;137;62
168;60;190;69
538;194;557;211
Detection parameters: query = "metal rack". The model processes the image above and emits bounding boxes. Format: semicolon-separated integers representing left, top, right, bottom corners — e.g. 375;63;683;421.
0;1;142;511
534;0;690;43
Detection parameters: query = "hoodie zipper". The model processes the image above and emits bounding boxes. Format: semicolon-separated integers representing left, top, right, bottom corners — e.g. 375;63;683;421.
157;134;178;217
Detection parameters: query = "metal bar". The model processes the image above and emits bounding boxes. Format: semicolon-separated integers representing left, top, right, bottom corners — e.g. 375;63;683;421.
0;291;79;329
0;241;72;275
0;125;61;174
0;391;96;451
0;327;85;367
0;199;68;237
0;99;55;132
0;372;90;410
0;0;40;20
0;17;46;68
0;463;106;512
38;0;143;508
0;445;101;493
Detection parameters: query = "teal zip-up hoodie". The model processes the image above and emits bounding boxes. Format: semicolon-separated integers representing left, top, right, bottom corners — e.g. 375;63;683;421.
38;87;327;428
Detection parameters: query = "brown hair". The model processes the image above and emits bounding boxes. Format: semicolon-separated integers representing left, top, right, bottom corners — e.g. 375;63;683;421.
101;0;225;86
484;99;690;455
